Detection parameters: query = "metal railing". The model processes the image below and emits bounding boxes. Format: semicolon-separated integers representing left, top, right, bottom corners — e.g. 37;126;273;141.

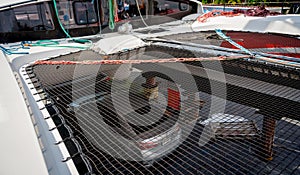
203;1;300;14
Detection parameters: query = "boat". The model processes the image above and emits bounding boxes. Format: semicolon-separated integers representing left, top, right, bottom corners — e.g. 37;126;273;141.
1;0;300;175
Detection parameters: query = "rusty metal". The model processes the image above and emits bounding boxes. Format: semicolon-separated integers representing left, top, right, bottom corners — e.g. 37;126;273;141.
259;116;277;161
142;76;159;99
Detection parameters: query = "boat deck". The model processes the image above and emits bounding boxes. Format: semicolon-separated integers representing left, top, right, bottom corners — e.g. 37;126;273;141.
21;43;300;175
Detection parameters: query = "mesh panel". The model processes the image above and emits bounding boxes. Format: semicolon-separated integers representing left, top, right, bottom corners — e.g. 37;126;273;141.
25;45;300;175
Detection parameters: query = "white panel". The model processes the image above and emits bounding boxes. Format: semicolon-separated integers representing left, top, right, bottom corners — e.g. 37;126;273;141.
0;53;49;175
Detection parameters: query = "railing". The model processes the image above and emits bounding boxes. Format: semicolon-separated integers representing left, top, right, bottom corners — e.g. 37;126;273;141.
203;1;300;14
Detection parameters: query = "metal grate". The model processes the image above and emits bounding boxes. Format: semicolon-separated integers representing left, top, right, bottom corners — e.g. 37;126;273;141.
25;45;300;175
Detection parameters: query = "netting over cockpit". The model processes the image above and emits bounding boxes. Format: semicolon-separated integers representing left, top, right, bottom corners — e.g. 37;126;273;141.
25;45;300;175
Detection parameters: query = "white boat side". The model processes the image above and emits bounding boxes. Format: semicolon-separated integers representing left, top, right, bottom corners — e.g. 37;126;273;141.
191;14;300;36
1;41;86;175
0;51;49;175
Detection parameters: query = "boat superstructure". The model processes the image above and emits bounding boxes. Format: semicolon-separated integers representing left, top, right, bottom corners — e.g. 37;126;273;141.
0;0;195;43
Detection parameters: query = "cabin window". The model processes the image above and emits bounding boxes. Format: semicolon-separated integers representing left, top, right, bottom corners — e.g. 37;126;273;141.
73;1;98;25
154;0;189;15
0;3;54;32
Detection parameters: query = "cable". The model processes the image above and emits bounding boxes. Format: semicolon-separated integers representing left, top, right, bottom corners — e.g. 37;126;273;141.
135;0;148;27
23;40;92;50
93;0;102;35
52;0;92;45
52;0;71;38
0;45;29;55
215;29;300;67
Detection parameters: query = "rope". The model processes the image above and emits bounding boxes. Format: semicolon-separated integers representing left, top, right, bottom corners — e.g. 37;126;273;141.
215;29;300;68
197;10;241;23
52;0;71;38
215;29;253;56
33;55;251;65
0;0;94;55
0;39;91;55
22;40;92;50
52;0;92;45
135;0;148;27
93;0;102;35
0;45;29;55
109;0;115;30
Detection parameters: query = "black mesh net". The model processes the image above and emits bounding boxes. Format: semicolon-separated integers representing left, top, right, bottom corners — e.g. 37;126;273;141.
25;45;300;175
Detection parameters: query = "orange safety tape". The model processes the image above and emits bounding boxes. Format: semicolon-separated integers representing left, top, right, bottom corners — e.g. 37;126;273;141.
33;55;251;65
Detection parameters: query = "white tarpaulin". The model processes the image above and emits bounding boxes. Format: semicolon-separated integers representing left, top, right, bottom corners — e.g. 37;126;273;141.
92;34;146;55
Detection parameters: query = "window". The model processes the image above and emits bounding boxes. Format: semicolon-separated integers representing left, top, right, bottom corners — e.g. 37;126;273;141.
73;1;98;25
154;0;189;15
0;3;54;32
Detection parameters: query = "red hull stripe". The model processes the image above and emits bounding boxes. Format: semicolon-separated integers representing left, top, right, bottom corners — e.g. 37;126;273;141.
220;32;300;49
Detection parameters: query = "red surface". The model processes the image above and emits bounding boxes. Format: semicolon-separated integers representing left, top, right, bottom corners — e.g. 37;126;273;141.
168;88;180;110
220;32;300;58
220;32;300;49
